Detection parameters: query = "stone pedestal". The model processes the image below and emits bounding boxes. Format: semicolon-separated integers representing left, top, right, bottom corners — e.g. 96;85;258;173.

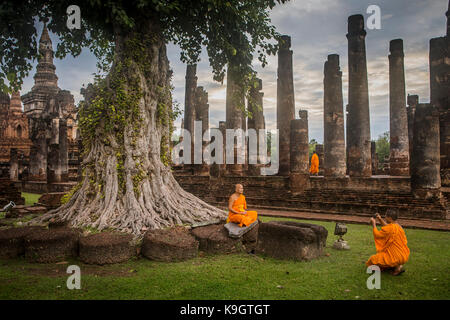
255;221;328;261
333;239;350;250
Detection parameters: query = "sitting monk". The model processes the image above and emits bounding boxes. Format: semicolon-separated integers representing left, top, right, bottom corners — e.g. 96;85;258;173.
366;209;410;276
227;184;258;227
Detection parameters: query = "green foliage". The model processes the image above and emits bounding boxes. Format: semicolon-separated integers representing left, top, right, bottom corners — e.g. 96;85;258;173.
60;183;82;205
81;225;101;235
77;33;150;194
21;192;41;206
132;159;147;197
0;0;289;93
266;131;272;155
374;131;390;164
309;139;318;160
78;57;143;150
0;0;290;196
116;151;126;193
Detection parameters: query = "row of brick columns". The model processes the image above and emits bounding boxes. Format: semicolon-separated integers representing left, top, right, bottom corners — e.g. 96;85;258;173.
181;9;448;200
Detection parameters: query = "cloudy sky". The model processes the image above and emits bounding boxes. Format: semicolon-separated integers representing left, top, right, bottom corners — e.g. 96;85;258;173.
18;0;449;143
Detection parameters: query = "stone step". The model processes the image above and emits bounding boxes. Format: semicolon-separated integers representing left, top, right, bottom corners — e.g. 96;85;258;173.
208;201;445;221
209;195;445;219
212;194;444;209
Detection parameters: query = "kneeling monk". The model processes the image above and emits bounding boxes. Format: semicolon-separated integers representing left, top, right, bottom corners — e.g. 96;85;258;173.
227;184;258;227
366;209;410;276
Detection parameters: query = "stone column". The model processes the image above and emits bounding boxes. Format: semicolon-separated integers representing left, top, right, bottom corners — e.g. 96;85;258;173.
47;117;62;182
184;64;197;169
9;148;18;181
290;110;310;192
407;94;419;160
277;35;296;176
345;104;349;175
47;143;60;182
59;119;68;181
389;39;410;176
430;34;450;187
323;54;346;177
29;121;47;181
180;119;184;140
194;87;210;176
226;61;245;176
248;78;265;176
411;104;441;199
346;14;372;177
371;141;378;175
219;121;227;174
447;0;450;37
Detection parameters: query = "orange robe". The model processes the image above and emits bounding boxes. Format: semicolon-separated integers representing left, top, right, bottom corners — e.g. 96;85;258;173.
366;223;410;268
227;194;258;227
310;153;319;174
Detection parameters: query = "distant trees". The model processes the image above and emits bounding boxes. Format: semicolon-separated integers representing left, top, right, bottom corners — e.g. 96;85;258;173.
374;131;390;164
309;139;317;159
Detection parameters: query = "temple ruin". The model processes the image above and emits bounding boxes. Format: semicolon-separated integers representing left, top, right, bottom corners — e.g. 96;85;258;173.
174;8;450;221
0;92;33;180
0;24;79;193
1;6;448;222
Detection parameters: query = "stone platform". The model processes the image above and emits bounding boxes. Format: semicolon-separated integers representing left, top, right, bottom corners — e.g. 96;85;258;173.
175;174;448;220
256;221;328;261
14;181;76;194
0;178;25;207
257;209;450;232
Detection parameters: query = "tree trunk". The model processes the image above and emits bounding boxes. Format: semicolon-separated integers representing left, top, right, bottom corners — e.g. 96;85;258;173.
33;21;226;236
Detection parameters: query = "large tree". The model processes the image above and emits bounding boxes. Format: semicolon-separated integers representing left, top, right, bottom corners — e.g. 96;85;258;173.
0;0;287;236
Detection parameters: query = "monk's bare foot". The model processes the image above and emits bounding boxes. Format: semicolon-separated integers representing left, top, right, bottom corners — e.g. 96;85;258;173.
391;265;405;276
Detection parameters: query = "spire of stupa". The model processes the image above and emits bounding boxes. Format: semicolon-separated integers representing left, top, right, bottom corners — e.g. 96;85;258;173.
31;22;59;94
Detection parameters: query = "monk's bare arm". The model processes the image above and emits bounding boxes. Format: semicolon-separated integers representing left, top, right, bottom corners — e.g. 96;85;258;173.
370;217;378;229
228;195;246;215
376;214;388;226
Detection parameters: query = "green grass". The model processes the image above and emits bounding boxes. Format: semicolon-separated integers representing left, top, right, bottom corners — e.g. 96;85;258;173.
21;192;42;206
0;217;449;300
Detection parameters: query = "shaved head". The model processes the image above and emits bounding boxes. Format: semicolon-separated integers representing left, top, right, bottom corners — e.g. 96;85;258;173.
235;184;243;194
